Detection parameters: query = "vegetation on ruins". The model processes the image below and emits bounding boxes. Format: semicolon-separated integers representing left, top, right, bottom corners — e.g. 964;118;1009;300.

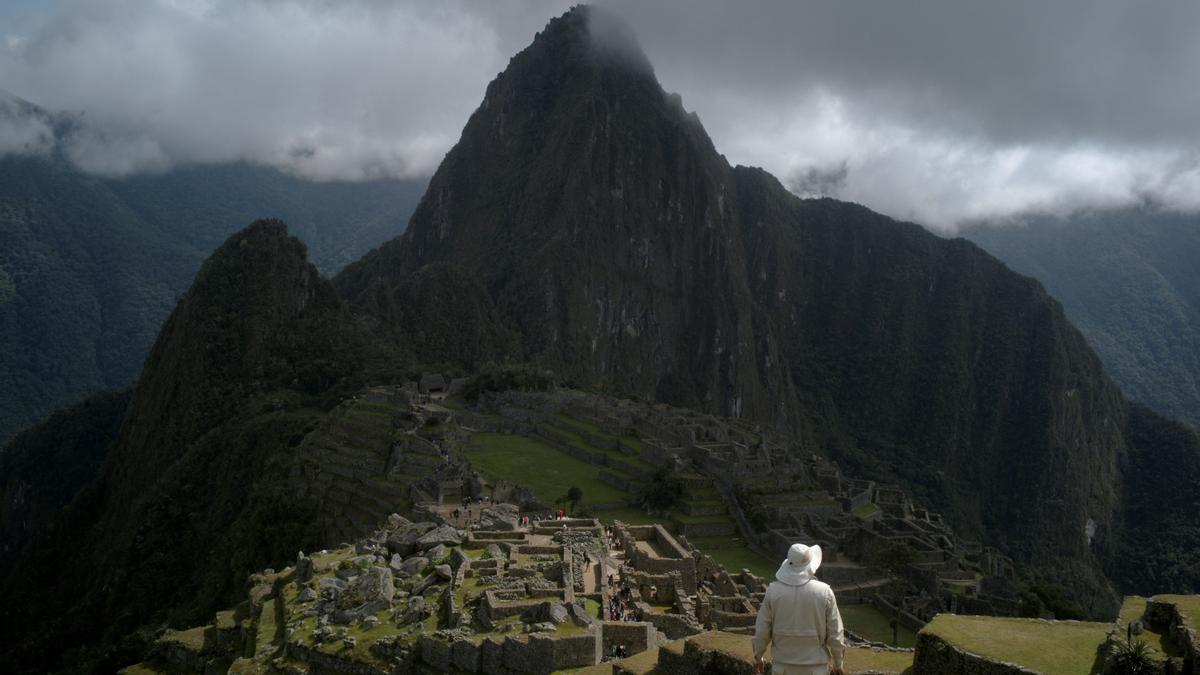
1110;639;1156;675
633;466;686;515
461;364;558;402
557;485;584;515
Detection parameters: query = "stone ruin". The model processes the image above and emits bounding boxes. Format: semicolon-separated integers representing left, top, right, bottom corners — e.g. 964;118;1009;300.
118;497;799;674
113;382;1107;674
469;388;1024;636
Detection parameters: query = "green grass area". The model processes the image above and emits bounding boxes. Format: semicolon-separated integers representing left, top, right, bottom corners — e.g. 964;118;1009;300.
844;646;913;674
1156;594;1200;629
704;547;776;580
554;414;643;451
543;425;652;475
841;603;918;648
160;626;208;651
1119;596;1146;626
922;614;1109;674
852;502;880;519
671;511;735;525
466;433;627;505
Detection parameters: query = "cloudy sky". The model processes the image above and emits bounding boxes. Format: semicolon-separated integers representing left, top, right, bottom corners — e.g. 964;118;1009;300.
2;0;1199;231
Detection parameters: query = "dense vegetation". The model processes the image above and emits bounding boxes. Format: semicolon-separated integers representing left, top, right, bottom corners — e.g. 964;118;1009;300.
0;147;424;447
965;211;1200;429
0;222;404;672
0;388;130;562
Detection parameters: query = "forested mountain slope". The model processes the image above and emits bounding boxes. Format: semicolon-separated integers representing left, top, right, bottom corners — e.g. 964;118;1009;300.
0;105;425;445
965;210;1200;429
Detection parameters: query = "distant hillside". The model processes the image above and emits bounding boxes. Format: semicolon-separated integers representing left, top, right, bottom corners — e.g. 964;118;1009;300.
0;109;426;445
964;210;1200;429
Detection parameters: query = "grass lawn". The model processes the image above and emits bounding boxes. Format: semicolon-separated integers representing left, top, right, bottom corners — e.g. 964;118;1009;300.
922;614;1109;674
704;546;776;580
852;502;880;519
544;424;653;472
671;511;734;525
841;603;918;648
555;414;643;451
466;433;627;505
844;646;913;674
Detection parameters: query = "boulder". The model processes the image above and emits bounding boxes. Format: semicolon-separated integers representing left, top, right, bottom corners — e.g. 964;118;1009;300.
408;595;426;614
387;513;411;530
318;576;347;600
485;543;505;560
548;603;569;625
433;564;453;581
297;587;318;603
424;543;447;561
356;566;395;607
565;602;596;627
416;524;463;548
479;504;520;530
388;553;405;573
399;556;429;577
386;522;436;556
521;601;568;625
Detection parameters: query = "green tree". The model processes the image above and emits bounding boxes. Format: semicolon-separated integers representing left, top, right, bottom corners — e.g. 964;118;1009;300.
634;467;686;514
558;486;584;515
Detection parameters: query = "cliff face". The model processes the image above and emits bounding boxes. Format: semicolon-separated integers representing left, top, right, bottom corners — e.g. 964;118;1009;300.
337;7;1137;610
336;8;800;426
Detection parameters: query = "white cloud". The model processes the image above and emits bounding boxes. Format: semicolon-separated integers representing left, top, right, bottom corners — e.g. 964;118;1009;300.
1;0;1198;229
0;0;570;178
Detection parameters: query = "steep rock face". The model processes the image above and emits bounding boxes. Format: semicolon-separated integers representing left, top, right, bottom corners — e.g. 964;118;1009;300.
338;8;800;425
338;7;1137;609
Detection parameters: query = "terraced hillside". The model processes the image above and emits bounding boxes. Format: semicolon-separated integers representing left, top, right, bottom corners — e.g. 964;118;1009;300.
462;406;773;580
296;388;464;546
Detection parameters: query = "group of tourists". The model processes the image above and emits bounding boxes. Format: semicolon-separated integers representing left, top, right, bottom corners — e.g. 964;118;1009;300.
604;644;630;661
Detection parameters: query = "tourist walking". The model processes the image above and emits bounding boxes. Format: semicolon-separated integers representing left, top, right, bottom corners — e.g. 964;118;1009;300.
751;543;846;675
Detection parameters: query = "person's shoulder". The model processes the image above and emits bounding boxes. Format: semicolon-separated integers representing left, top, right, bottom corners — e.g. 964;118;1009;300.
809;579;834;594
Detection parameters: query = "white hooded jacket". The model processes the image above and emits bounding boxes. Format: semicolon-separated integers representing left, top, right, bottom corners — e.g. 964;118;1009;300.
751;577;846;668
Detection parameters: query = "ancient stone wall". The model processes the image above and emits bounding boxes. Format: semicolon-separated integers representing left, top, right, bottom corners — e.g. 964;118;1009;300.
601;621;657;655
910;632;1038;675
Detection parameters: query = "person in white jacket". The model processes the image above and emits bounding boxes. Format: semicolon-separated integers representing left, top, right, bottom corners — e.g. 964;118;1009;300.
752;543;846;675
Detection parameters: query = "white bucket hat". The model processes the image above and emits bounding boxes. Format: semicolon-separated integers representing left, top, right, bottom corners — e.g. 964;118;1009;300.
775;543;822;586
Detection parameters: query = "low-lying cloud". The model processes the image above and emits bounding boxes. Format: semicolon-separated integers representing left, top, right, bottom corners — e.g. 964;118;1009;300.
2;0;1198;230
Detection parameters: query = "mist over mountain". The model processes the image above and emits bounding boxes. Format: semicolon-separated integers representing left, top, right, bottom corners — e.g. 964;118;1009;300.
0;93;426;446
965;210;1200;430
1;5;1199;673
